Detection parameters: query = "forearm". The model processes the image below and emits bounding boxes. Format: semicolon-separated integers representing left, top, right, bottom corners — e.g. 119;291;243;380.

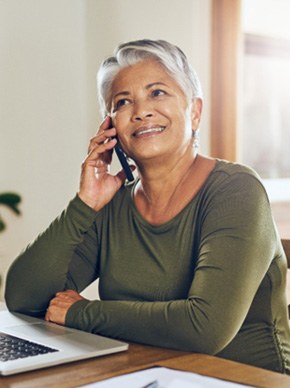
65;297;229;354
5;196;98;315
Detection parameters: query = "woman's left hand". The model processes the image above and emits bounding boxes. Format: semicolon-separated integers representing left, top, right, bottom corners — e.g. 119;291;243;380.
45;290;86;325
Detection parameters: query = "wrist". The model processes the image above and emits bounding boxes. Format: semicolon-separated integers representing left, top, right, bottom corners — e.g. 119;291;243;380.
77;192;103;212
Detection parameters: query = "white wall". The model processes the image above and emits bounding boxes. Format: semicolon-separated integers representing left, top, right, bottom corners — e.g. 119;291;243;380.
0;0;211;299
84;0;212;142
242;0;290;39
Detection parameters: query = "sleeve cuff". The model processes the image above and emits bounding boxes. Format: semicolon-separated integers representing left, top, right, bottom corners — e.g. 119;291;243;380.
65;299;94;330
65;195;99;231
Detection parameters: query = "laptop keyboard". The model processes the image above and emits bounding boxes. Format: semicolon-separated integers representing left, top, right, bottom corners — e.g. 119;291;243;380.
0;331;58;362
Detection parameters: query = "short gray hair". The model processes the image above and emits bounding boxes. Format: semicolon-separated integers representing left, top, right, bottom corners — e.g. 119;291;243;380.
97;39;203;117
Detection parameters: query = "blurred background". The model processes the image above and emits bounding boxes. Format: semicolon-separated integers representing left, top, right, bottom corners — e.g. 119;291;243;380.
1;0;289;300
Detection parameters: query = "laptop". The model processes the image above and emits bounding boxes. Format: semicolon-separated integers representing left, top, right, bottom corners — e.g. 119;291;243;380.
0;310;128;376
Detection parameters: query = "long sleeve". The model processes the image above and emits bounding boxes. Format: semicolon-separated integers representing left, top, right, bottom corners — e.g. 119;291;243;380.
5;163;290;372
65;169;283;356
5;196;99;315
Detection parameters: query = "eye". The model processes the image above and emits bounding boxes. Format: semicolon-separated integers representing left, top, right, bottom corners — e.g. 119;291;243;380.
151;89;166;97
113;98;130;111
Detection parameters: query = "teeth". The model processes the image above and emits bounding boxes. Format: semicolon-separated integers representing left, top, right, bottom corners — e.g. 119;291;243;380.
135;127;165;137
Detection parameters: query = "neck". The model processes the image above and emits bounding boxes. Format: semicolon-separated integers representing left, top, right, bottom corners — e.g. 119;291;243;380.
134;150;201;224
139;147;197;192
134;150;216;225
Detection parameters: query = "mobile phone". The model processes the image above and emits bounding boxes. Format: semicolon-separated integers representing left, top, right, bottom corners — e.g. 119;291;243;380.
114;140;135;182
106;116;134;182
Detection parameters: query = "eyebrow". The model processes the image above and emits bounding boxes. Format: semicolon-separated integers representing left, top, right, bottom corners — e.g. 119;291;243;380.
112;82;168;100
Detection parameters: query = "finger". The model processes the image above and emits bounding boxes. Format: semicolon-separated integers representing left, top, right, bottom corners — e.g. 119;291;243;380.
99;115;112;132
55;300;72;308
56;290;79;297
55;290;84;303
88;128;116;153
45;306;66;325
54;290;80;301
44;311;49;321
85;137;117;167
48;298;63;306
48;292;68;303
88;116;116;152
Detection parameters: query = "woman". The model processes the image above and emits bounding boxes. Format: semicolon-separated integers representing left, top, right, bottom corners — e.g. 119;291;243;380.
5;39;290;373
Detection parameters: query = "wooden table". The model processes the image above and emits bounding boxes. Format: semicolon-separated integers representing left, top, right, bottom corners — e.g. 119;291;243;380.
1;342;290;388
1;302;290;388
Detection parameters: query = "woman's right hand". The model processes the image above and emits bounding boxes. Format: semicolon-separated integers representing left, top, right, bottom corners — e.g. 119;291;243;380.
78;116;128;211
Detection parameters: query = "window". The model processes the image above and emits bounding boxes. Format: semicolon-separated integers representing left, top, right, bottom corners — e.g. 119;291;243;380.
211;0;290;237
241;2;290;180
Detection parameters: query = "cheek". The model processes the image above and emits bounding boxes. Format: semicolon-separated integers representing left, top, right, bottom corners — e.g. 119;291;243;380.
171;107;190;126
171;108;193;137
112;115;131;143
112;114;125;134
113;109;131;128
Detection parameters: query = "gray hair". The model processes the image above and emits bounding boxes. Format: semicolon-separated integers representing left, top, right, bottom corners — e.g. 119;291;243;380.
97;39;203;117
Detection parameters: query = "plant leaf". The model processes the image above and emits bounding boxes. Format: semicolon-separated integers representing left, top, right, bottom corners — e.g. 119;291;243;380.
0;217;5;232
0;193;21;215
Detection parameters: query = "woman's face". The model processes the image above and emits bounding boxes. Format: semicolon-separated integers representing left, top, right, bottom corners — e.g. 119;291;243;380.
110;59;202;163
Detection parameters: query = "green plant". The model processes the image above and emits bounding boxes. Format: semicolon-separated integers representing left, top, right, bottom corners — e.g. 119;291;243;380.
0;192;21;232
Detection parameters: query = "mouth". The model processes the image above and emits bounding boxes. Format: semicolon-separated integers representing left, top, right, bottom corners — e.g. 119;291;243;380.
133;126;166;138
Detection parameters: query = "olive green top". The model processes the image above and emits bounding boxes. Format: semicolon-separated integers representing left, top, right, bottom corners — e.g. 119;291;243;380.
5;160;290;373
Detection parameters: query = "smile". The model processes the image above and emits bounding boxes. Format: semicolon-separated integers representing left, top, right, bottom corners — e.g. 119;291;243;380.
133;126;166;138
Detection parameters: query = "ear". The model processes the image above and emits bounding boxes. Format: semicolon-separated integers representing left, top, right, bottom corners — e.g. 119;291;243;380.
191;98;203;131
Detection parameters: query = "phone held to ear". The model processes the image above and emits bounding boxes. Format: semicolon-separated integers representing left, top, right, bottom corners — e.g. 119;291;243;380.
106;116;134;182
114;141;135;182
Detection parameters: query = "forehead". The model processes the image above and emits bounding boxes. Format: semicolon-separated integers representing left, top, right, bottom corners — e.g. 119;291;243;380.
111;59;178;93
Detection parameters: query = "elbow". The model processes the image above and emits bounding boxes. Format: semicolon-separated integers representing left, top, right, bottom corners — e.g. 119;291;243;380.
182;302;234;355
165;314;231;354
4;279;16;312
4;265;23;312
5;288;27;314
5;298;47;318
183;332;228;355
5;282;47;317
195;340;228;356
177;326;232;355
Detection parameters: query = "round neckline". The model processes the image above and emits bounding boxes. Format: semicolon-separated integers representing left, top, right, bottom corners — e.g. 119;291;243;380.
129;159;220;230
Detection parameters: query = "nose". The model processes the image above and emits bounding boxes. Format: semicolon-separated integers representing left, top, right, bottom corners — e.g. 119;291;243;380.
131;100;154;121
